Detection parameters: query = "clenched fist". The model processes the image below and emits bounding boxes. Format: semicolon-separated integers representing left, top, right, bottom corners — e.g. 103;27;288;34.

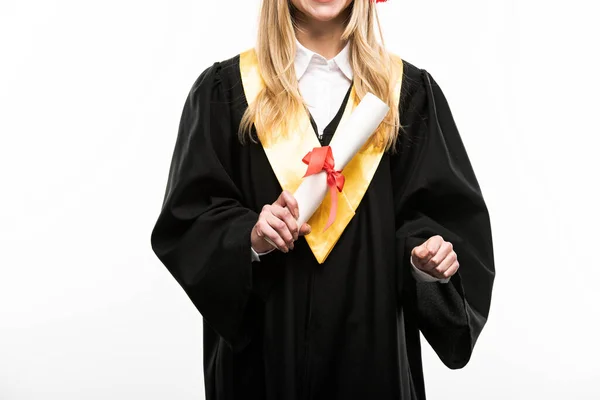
411;235;459;280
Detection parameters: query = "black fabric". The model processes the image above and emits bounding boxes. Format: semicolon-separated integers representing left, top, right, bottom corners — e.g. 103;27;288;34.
150;54;495;400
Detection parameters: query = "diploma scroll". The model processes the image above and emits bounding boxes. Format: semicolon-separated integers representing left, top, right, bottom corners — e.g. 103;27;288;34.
295;93;390;227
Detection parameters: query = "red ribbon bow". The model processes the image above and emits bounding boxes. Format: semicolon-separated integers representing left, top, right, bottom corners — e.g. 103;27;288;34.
373;0;388;3
302;146;345;231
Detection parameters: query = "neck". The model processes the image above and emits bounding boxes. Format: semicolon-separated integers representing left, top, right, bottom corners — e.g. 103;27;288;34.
293;10;350;60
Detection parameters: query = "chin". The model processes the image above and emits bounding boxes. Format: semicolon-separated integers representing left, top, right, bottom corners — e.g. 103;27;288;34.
301;0;350;22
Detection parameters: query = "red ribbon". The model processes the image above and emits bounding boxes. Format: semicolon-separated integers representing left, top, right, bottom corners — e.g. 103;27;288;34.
302;146;345;231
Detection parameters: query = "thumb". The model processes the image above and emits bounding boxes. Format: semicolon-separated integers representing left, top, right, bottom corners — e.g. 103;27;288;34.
299;223;312;236
412;242;432;263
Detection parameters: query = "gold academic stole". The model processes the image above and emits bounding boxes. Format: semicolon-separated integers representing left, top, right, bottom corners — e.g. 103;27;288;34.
239;49;403;264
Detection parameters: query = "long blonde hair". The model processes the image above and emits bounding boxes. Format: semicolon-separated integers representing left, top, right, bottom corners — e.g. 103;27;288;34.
239;0;401;151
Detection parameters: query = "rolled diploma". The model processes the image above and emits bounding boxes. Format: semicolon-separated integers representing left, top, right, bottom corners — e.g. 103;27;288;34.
295;93;390;226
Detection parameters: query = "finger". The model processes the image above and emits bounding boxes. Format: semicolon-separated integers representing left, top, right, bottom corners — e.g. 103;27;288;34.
426;235;444;255
274;191;299;219
270;205;299;241
279;191;300;219
412;243;434;266
273;191;286;207
256;220;288;252
441;261;460;280
432;250;458;278
422;241;453;272
299;223;311;236
266;212;295;248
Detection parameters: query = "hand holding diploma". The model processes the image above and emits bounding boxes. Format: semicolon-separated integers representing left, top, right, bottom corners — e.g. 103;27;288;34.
250;190;311;253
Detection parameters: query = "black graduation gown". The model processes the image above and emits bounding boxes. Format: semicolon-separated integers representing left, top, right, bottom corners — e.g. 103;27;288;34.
150;54;495;400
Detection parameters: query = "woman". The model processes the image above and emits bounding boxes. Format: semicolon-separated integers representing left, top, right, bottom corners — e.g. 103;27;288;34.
150;0;495;399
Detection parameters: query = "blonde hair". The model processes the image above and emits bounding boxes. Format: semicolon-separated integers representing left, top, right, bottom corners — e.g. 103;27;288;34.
239;0;401;151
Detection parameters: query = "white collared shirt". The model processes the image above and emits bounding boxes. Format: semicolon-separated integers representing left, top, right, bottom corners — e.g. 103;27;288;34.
250;39;448;284
294;39;353;138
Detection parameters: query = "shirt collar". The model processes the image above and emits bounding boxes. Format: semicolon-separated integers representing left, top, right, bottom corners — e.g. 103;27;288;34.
294;38;353;81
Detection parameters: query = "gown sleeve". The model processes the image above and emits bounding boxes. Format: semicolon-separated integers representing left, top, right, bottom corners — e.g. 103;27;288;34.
392;68;496;369
150;62;260;352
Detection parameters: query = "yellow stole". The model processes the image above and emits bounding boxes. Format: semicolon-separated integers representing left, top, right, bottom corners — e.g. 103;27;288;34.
239;49;404;264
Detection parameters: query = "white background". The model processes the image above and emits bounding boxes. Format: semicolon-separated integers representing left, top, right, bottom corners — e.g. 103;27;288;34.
1;0;599;399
